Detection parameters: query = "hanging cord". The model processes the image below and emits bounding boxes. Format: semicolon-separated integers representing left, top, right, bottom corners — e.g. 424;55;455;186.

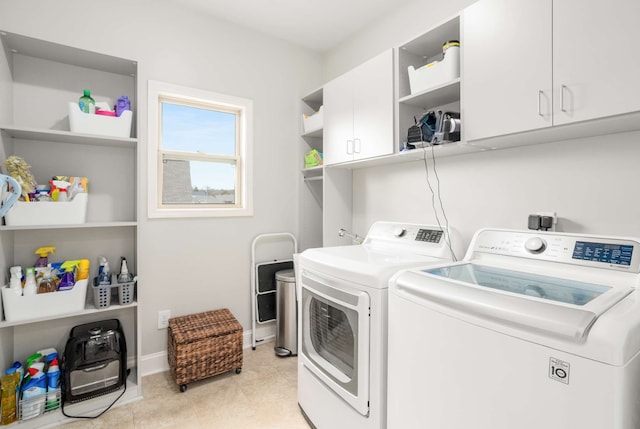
422;144;457;261
60;379;127;420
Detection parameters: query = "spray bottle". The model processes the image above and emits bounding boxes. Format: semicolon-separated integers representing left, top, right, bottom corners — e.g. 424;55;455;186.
98;256;111;285
9;266;23;296
118;257;133;283
58;260;79;290
34;247;56;268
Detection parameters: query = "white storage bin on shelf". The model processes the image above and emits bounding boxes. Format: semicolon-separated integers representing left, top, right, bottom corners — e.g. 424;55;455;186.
4;193;88;227
408;45;460;94
303;106;323;133
1;279;88;322
68;102;133;138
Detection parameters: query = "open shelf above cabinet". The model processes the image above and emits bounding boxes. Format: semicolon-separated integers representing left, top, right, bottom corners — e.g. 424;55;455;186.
398;78;460;109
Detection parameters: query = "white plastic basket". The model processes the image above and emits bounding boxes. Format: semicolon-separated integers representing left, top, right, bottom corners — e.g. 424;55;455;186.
68;102;133;138
408;45;460;94
303;106;323;133
1;279;88;322
4;193;88;226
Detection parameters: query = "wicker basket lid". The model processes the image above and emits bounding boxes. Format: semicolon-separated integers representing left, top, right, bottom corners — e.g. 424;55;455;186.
169;308;242;344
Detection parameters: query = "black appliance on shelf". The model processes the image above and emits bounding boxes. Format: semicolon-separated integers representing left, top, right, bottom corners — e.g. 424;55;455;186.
62;319;127;403
406;110;461;147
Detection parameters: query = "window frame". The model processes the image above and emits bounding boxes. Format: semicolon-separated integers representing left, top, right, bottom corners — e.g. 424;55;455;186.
147;80;253;218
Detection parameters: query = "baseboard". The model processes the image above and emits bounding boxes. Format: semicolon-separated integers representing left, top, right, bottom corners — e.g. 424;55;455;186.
140;328;276;377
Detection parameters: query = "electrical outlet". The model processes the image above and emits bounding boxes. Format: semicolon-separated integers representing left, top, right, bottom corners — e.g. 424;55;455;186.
158;310;171;329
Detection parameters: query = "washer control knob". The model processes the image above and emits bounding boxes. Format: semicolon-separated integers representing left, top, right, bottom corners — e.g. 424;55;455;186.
525;237;546;253
393;226;406;238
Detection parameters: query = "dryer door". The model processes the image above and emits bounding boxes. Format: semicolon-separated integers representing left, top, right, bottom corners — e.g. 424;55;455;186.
300;270;370;416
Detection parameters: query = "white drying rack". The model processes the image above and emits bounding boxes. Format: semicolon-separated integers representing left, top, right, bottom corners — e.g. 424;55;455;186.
250;232;298;350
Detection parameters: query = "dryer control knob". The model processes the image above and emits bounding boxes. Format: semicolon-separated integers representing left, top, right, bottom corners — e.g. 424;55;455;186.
525;237;546;253
393;226;406;237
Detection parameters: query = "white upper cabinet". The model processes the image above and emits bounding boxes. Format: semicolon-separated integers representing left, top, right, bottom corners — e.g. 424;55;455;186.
324;49;393;165
462;0;552;141
463;0;640;142
552;0;640;125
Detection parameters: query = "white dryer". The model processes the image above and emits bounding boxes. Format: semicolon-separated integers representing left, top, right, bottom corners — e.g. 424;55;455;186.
297;221;461;429
388;228;640;429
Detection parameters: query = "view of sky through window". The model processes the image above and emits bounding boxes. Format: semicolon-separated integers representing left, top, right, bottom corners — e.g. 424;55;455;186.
161;102;237;190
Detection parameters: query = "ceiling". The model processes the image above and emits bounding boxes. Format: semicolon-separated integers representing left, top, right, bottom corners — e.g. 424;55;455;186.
166;0;416;52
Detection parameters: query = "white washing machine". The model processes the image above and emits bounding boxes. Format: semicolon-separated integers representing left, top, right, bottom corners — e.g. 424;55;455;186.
388;228;640;429
297;221;462;429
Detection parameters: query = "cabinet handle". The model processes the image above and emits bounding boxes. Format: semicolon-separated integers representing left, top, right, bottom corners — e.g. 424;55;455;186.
354;138;361;154
560;85;568;112
538;90;544;117
347;140;354;155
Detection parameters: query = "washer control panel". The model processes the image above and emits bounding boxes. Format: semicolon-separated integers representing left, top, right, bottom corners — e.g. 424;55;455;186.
471;229;640;272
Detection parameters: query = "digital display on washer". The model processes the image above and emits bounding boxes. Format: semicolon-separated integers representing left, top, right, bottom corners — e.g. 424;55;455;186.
415;229;443;243
572;241;633;265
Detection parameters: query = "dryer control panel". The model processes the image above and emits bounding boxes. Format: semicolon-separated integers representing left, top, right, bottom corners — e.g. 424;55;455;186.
470;229;640;273
364;221;462;259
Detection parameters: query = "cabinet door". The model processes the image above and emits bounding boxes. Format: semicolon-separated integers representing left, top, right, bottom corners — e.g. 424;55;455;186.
324;72;355;165
553;0;640;125
463;0;552;141
353;49;394;160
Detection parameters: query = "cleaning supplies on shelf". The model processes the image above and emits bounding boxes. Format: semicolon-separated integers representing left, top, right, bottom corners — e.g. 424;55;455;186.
45;357;60;409
37;267;57;294
9;266;23;296
78;89;95;114
77;259;90;281
98;256;111;285
116;96;131;117
23;267;37;296
0;372;20;425
118;257;133;283
34;246;55;268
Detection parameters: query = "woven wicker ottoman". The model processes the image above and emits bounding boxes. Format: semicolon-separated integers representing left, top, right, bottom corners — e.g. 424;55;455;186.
168;308;243;392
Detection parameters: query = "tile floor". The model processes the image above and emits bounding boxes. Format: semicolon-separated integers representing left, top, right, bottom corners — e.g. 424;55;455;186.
63;343;310;429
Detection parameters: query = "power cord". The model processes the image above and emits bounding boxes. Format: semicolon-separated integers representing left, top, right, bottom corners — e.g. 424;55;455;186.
60;371;128;420
421;144;457;261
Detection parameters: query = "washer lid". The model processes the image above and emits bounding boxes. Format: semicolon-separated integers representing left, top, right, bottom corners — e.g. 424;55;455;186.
396;262;633;342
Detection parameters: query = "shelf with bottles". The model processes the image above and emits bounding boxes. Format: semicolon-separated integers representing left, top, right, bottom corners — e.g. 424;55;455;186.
1;358;140;428
0;31;137;140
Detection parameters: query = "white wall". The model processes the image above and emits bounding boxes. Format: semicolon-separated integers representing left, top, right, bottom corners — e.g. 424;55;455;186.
0;0;323;363
326;0;640;252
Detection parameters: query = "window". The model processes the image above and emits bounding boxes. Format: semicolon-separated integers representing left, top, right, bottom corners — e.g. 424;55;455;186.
148;80;253;218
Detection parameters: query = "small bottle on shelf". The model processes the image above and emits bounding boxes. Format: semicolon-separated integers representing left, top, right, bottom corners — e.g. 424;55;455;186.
23;267;37;296
78;89;95;114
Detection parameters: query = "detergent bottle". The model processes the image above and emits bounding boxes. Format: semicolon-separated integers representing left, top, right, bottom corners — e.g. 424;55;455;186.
23;267;37;296
34;247;56;268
